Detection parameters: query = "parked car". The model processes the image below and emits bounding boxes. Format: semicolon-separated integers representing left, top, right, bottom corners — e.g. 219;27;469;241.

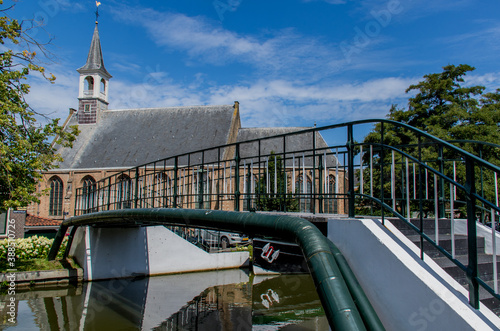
198;229;250;249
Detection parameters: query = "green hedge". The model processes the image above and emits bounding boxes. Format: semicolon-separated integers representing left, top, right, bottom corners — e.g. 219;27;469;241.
0;235;68;260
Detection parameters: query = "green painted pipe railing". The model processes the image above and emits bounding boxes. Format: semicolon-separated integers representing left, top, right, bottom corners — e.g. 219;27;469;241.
48;208;385;331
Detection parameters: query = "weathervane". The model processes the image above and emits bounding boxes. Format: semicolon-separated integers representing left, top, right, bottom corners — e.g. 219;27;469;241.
95;1;101;24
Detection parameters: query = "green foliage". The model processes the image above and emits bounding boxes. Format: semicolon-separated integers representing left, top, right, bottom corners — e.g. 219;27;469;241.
366;64;499;146
255;152;299;212
361;64;500;217
0;1;79;209
0;235;68;260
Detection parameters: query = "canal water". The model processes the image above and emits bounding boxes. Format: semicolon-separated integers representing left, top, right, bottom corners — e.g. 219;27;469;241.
1;270;329;330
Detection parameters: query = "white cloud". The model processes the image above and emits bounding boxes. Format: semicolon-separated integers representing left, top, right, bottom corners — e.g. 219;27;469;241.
110;5;344;81
465;72;500;92
25;66;79;122
24;53;416;129
206;76;415;126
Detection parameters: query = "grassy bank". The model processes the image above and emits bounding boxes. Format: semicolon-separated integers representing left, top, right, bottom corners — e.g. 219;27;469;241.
0;257;79;273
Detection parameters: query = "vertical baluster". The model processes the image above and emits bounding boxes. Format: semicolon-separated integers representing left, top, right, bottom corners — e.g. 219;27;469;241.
450;182;455;259
494;172;498;293
266;158;269;195
434;173;439;245
274;156;277;198
370;145;373;197
425;165;428;200
223;162;227;198
492;207;497;293
406;158;410;220
347;124;355;217
360;145;364;195
234;143;240;211
413;163;416;199
335;148;339;198
391;151;396;211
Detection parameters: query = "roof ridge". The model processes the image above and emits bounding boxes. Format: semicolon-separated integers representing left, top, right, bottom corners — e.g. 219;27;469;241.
240;126;311;130
107;104;234;112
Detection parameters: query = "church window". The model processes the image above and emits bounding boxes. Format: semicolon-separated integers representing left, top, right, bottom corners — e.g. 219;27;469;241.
324;175;337;214
295;174;312;213
49;176;63;216
84;104;90;112
82;176;97;213
116;174;132;209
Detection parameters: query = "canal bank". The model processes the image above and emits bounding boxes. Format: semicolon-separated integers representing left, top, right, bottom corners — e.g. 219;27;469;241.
0;267;83;289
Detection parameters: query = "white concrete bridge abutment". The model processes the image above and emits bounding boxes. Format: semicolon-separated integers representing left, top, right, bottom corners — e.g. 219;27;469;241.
69;225;250;281
328;217;500;331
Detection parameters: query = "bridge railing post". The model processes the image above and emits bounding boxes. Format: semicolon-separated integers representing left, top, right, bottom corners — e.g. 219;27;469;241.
282;136;287;212
347;124;355;217
318;152;323;214
380;122;385;225
173;156;178;208
234;143;240;211
134;167;140;209
438;145;445;218
465;156;479;309
312;130;317;214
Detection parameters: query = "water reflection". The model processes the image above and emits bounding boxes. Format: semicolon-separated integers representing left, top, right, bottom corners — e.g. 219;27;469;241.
1;270;328;330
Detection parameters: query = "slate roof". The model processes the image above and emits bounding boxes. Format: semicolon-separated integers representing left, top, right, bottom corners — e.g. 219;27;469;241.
237;127;339;167
77;24;111;79
55;105;236;169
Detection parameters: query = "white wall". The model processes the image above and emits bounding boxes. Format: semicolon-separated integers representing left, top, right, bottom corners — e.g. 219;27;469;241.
454;219;500;255
328;218;500;331
69;226;249;281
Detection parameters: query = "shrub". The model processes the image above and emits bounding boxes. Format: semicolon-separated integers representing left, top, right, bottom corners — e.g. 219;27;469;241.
0;235;68;260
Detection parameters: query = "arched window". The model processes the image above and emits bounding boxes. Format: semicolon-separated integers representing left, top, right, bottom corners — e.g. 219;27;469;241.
49;176;63;216
295;174;312;213
85;76;94;91
82;176;96;213
100;78;106;93
325;175;337;214
116;174;132;209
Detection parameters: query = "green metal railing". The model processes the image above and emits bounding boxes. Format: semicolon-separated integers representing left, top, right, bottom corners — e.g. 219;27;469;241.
68;118;500;311
48;208;385;331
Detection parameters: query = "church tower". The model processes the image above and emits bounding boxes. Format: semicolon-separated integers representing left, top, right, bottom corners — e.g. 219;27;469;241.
77;20;112;124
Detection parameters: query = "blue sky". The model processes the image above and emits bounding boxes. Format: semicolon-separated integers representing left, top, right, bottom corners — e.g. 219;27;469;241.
8;0;500;129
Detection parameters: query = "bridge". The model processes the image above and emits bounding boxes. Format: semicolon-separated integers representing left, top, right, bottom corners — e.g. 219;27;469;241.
48;119;500;330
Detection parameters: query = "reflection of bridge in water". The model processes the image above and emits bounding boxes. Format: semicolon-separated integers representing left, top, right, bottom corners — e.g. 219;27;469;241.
2;271;329;330
49;119;500;330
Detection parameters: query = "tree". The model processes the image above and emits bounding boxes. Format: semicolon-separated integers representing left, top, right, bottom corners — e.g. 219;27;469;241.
361;64;500;216
0;2;78;209
255;152;299;212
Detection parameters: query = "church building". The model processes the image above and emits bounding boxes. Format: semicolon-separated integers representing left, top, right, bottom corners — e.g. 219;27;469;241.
27;21;344;220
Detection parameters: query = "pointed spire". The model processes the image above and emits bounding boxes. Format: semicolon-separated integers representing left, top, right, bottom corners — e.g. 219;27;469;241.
77;23;112;79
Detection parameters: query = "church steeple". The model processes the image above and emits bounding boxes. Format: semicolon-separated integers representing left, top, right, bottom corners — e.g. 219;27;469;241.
77;23;111;79
77;20;112;124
